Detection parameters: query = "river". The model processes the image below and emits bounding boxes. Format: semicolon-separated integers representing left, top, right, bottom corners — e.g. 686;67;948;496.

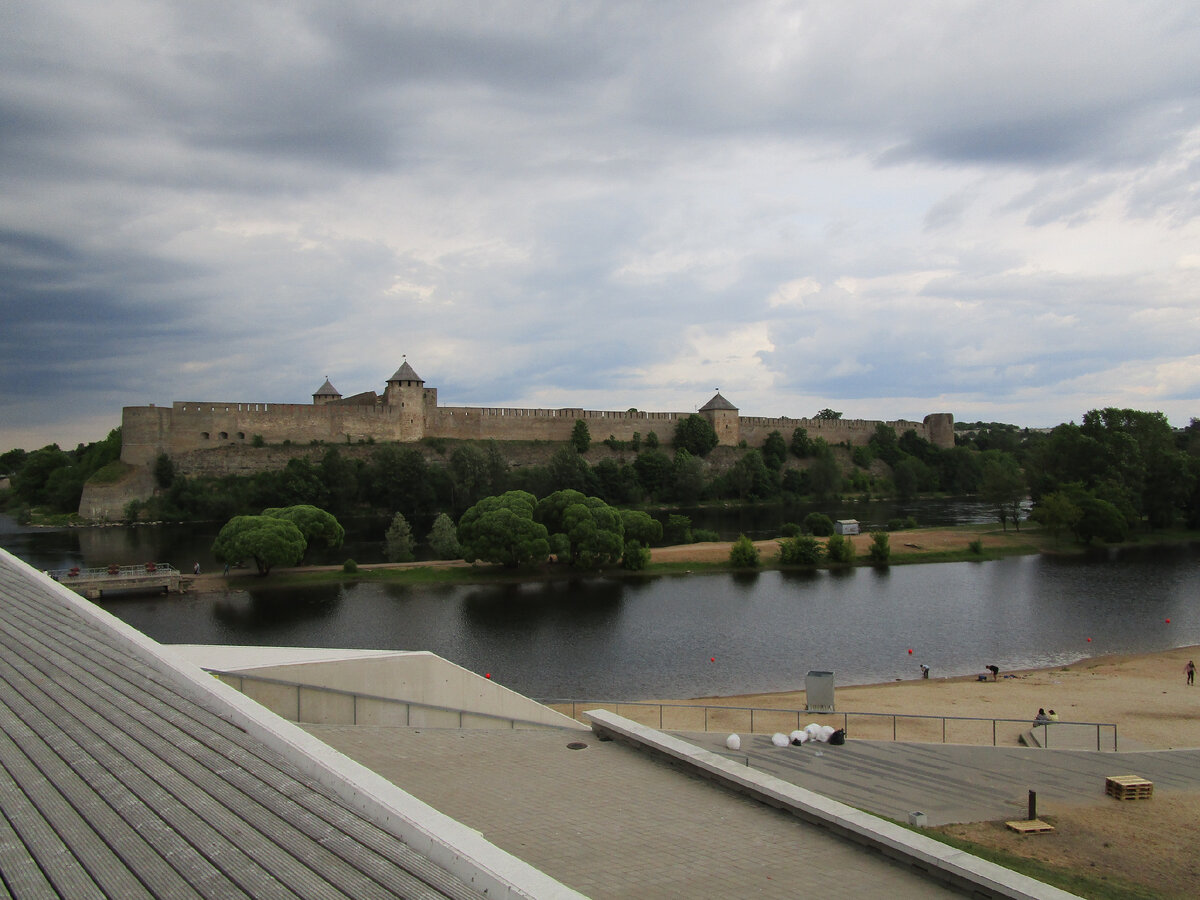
2;512;1196;702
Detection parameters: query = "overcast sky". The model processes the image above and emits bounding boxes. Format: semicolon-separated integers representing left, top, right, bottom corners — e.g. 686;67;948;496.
4;1;1200;451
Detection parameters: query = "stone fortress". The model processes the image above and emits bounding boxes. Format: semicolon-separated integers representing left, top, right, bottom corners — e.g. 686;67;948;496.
119;359;954;468
81;360;952;518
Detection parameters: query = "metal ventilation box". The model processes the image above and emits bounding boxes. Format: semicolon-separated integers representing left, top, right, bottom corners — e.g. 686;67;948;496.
806;670;835;712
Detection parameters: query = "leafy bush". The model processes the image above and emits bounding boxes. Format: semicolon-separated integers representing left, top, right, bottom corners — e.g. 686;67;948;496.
342;559;358;573
780;521;801;537
968;539;984;555
778;535;822;565
886;518;904;531
692;528;720;542
826;532;855;565
622;539;650;570
729;534;760;567
803;512;835;536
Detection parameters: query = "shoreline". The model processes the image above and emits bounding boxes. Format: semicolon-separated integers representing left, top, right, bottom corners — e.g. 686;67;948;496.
677;644;1200;750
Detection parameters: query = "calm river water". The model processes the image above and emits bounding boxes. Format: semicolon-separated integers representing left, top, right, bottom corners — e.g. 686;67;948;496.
2;514;1197;702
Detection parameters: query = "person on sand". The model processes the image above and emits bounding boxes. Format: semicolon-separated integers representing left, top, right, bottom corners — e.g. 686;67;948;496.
986;664;999;681
1034;708;1050;725
1187;660;1195;686
920;664;929;679
1047;709;1059;721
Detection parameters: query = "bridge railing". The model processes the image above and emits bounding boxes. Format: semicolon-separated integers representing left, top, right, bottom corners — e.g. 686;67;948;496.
48;563;180;580
544;700;1119;751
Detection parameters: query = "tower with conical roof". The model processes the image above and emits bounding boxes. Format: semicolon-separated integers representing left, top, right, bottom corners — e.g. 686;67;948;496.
384;357;435;440
311;377;342;405
699;391;739;446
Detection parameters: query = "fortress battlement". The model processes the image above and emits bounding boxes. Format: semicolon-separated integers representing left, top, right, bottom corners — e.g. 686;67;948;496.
116;360;954;476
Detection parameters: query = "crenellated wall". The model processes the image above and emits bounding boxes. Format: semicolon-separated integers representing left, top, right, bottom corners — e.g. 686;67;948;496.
100;367;954;520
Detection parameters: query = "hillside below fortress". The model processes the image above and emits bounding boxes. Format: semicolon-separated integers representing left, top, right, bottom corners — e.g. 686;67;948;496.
82;360;953;519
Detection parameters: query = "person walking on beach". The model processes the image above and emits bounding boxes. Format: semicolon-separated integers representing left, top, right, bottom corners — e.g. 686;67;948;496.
1187;660;1195;685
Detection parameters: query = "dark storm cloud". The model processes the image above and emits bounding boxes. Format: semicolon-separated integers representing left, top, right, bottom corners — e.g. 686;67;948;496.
2;1;1200;447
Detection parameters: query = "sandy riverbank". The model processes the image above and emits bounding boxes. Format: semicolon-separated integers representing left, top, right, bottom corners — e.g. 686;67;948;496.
677;645;1200;750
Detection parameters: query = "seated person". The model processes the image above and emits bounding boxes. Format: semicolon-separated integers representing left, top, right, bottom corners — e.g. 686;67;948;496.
1033;708;1051;725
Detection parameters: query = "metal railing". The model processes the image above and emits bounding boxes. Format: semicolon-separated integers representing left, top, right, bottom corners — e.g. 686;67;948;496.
544;700;1119;751
49;563;179;579
207;669;566;731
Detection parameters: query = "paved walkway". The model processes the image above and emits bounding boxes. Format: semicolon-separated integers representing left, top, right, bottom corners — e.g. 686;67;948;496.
681;732;1200;826
305;725;964;899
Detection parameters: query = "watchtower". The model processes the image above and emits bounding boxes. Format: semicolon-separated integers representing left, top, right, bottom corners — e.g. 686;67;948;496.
699;392;740;446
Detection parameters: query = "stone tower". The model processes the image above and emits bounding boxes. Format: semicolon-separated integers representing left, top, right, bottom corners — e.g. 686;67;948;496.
384;359;433;441
699;392;740;446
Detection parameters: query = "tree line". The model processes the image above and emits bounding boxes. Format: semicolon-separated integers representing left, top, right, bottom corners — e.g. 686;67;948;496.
5;409;1200;544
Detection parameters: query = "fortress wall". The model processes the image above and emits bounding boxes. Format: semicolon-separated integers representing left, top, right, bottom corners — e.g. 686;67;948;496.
161;401;422;453
427;406;686;443
121;406;175;467
737;415;950;449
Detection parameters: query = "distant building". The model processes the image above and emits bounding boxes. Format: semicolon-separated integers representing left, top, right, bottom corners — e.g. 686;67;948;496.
835;520;860;535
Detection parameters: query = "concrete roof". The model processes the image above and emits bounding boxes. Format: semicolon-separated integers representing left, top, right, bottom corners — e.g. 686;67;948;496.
0;548;580;899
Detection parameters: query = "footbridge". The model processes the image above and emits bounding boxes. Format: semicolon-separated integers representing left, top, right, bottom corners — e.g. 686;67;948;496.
49;563;183;599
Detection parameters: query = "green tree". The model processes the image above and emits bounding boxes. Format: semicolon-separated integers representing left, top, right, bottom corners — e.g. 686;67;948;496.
825;532;855;564
449;444;491;512
620;509;663;547
428;512;461;559
777;535;822;565
367;445;436;518
547;445;596;494
868;531;890;564
571;419;591;454
634;449;673;500
761;431;787;471
212;515;306;576
153;453;176;490
457;491;550;568
868;424;902;467
663;514;692;544
671;449;705;503
673;414;718;457
536;490;623;567
980;454;1027;531
803;512;834;536
1074;496;1129;543
815;408;843;420
263;505;345;560
621;539;651;570
729;534;760;567
1030;491;1082;546
382;511;416;562
560;500;624;567
790;427;813;458
807;453;842;499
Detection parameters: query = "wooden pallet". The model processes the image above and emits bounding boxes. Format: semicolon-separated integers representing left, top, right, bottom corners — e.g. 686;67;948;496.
1105;775;1153;800
1006;819;1055;834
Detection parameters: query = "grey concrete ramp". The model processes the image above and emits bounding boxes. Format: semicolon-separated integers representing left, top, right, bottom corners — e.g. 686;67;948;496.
306;724;967;899
681;732;1200;826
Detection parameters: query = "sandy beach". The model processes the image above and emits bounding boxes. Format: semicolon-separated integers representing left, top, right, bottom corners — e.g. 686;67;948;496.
682;644;1200;751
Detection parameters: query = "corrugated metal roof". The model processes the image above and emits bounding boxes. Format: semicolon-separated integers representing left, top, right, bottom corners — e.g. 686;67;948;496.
0;550;494;900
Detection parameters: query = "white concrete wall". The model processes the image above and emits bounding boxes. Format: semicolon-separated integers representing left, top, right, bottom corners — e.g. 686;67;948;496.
175;645;580;729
